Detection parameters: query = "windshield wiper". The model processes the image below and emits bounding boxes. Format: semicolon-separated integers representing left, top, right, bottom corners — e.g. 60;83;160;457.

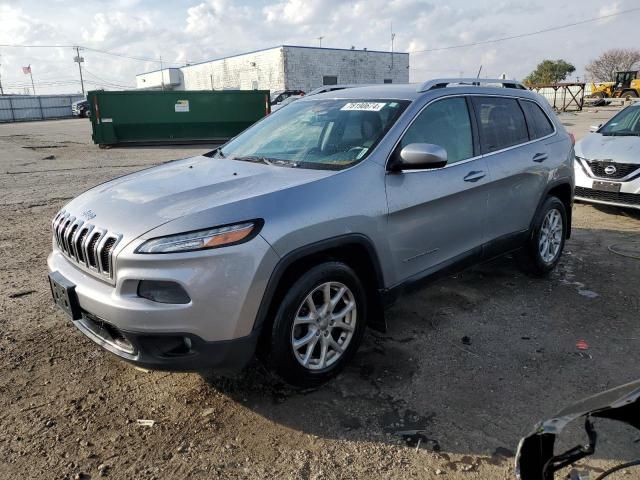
232;156;302;168
203;146;225;158
232;156;274;166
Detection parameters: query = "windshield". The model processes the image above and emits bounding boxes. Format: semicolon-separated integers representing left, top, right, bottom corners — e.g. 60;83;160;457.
217;98;410;170
600;106;640;136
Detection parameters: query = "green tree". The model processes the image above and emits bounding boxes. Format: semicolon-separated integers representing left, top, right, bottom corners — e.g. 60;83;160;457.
523;59;576;85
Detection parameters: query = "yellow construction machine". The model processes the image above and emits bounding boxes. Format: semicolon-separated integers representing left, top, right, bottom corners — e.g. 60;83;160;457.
589;70;640;102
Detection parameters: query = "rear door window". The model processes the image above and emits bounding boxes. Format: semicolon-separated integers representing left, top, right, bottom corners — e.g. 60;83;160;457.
520;100;554;139
399;97;473;164
472;97;529;154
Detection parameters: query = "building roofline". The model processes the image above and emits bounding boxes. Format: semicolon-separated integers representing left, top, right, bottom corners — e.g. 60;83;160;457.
136;44;408;77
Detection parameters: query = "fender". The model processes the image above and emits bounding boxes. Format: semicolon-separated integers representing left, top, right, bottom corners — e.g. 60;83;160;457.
529;178;574;239
252;233;387;333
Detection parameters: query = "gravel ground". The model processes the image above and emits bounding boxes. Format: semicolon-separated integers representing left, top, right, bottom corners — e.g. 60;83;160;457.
1;109;639;480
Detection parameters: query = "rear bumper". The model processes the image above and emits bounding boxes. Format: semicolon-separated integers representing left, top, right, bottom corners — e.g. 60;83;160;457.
72;311;259;372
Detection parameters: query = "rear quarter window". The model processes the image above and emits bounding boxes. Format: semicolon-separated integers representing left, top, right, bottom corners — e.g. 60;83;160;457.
520;100;555;139
472;97;529;154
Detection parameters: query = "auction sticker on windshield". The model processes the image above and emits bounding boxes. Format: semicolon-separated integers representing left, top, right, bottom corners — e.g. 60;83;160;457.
341;102;386;112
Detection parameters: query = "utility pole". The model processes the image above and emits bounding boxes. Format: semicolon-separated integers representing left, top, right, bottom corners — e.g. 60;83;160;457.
159;56;165;91
0;54;4;95
317;36;324;48
390;22;395;70
74;46;85;96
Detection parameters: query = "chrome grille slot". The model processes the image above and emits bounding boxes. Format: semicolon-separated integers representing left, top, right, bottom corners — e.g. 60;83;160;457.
74;228;89;263
51;210;122;280
66;224;79;256
56;215;71;249
86;231;102;268
60;217;75;255
99;237;117;275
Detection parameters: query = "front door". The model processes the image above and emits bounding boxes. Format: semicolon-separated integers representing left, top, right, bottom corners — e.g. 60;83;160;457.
385;96;490;284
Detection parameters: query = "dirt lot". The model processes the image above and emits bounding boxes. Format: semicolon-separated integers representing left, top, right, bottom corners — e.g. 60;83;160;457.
1;108;639;480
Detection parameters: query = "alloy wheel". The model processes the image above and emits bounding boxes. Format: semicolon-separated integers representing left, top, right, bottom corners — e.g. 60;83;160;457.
539;208;563;264
290;281;357;370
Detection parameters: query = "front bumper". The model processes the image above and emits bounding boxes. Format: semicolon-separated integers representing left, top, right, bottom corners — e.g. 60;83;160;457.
74;310;260;372
47;234;279;371
574;159;640;209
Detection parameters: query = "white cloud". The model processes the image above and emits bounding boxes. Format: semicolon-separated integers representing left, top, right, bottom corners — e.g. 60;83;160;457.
0;0;638;94
599;2;620;17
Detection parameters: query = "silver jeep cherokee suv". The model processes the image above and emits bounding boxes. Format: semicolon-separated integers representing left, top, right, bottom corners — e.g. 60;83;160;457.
48;79;574;386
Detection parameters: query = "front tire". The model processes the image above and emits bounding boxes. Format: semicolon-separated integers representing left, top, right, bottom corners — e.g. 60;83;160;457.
268;262;367;387
518;196;567;276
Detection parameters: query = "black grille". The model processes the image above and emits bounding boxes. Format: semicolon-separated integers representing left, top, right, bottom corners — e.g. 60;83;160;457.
586;160;640;179
100;237;117;274
576;187;640;206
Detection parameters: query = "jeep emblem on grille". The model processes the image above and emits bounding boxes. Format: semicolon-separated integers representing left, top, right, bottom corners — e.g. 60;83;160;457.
604;165;617;175
81;209;96;220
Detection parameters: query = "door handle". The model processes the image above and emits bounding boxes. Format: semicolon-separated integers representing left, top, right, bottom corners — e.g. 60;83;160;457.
463;170;486;182
533;152;548;163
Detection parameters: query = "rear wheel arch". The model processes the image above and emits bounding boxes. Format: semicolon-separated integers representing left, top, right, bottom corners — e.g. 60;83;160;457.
547;183;573;238
253;235;386;346
530;181;573;239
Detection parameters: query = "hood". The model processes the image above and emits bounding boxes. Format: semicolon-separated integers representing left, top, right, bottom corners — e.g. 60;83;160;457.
575;132;640;164
61;156;335;241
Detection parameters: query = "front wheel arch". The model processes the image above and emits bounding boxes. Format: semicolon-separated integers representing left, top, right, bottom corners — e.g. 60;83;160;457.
253;235;386;352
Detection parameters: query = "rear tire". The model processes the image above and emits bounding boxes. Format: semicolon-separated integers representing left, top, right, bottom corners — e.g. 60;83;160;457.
518;196;567;276
268;261;367;387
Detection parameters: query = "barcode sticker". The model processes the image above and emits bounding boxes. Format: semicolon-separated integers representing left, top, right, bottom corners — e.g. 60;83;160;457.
340;102;386;112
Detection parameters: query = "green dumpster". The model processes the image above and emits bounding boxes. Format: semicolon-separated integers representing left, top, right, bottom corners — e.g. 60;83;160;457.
88;90;270;147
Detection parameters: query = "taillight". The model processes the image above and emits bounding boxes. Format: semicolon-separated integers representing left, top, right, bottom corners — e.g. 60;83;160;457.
569;133;576;146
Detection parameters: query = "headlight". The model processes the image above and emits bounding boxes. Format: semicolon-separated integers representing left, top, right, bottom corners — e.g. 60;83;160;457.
135;220;262;254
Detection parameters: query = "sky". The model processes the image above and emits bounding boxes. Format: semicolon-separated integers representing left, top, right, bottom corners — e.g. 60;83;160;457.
0;0;638;95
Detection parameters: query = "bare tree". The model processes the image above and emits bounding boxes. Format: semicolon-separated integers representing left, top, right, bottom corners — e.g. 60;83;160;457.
585;49;640;82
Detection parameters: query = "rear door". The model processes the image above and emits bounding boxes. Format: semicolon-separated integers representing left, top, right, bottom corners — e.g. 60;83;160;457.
385;96;490;282
472;96;552;240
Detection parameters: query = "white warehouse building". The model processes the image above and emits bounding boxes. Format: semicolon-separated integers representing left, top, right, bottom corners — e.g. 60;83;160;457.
136;45;409;93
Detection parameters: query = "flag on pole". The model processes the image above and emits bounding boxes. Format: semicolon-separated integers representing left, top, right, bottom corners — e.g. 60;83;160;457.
22;65;32;74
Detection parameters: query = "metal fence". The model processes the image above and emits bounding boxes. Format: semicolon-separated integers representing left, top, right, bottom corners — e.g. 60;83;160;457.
0;94;85;123
528;83;586;112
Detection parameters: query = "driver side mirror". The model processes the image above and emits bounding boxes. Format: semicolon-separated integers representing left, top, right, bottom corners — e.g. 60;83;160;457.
391;143;448;171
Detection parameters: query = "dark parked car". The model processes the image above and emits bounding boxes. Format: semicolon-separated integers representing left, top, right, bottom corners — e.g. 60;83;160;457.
72;99;90;118
270;89;305;105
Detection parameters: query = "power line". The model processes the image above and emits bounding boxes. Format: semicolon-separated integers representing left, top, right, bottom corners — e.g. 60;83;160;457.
0;43;186;66
82;68;135;89
409;6;640;54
